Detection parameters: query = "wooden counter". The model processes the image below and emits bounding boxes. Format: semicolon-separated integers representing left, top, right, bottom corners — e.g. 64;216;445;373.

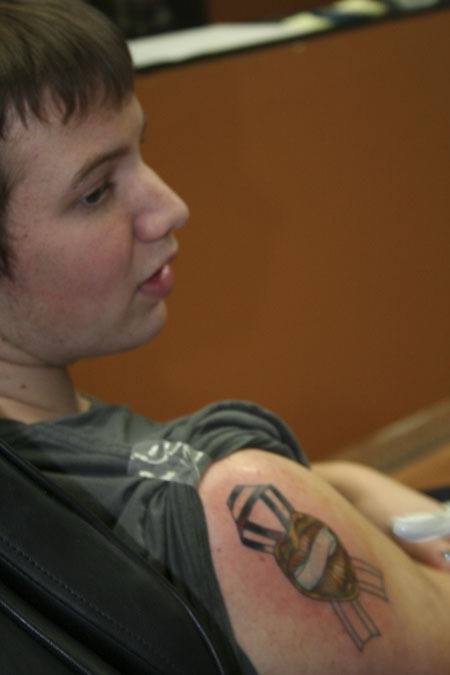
335;398;450;490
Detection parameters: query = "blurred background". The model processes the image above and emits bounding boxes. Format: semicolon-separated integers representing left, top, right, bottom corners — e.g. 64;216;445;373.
87;0;326;37
88;0;206;37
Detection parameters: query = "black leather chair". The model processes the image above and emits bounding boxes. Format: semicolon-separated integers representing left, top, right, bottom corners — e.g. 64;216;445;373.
0;440;237;674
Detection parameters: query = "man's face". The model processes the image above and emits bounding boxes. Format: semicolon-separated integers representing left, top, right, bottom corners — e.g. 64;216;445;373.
0;95;188;366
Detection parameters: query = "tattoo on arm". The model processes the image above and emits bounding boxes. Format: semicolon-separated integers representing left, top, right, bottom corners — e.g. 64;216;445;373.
227;484;388;651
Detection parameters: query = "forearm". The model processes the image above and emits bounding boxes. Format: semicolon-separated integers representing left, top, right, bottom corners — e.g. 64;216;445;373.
313;460;439;512
313;460;450;570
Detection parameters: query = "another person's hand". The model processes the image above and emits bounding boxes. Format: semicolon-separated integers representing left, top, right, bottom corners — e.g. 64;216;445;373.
314;461;450;571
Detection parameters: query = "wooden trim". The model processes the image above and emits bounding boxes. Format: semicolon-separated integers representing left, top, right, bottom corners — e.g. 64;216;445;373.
335;399;450;475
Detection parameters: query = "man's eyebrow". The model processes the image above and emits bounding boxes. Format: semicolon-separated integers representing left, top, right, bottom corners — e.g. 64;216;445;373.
70;112;148;191
70;147;128;191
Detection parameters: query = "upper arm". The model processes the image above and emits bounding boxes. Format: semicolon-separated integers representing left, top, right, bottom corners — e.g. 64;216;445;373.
198;449;450;675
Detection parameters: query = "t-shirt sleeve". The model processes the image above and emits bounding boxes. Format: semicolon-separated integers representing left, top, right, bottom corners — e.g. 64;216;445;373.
161;399;309;467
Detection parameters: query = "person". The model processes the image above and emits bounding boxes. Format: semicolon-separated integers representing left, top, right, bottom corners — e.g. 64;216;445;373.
0;1;448;673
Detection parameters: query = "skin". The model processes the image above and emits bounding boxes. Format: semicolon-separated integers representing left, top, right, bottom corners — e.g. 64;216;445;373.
199;450;450;674
314;461;450;571
0;94;188;421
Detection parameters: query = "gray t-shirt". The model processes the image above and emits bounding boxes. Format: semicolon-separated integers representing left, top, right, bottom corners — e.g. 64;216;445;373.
0;398;308;673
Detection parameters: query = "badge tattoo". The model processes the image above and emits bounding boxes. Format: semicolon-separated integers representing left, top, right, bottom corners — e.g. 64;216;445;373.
227;484;388;650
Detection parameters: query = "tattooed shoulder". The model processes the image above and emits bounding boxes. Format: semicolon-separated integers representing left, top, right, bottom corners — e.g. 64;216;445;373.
227;483;388;651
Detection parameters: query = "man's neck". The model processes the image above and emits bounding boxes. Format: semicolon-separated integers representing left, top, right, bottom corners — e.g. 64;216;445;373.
0;360;89;424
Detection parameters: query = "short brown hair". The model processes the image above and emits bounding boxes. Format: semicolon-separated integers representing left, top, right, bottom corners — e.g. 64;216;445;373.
0;0;134;277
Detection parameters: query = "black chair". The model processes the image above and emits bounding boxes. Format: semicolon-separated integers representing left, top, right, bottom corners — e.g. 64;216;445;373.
0;439;237;674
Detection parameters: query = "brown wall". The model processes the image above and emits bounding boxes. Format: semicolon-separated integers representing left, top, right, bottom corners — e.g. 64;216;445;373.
71;11;450;460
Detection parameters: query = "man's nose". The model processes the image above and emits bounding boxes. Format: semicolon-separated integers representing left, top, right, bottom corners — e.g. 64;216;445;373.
133;166;189;242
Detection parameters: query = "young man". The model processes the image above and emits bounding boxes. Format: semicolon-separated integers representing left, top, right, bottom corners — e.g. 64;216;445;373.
0;1;448;673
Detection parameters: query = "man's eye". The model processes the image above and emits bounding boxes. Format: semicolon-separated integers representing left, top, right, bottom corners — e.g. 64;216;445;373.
81;182;112;206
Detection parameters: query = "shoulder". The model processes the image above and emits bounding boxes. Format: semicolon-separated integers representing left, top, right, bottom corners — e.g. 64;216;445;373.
198;449;448;674
198;450;368;673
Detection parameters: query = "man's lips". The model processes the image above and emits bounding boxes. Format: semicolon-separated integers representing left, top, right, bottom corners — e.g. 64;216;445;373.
139;253;177;298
